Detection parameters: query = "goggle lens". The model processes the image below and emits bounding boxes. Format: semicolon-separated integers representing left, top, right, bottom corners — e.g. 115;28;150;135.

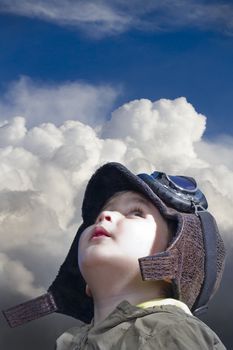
150;171;197;192
168;175;196;191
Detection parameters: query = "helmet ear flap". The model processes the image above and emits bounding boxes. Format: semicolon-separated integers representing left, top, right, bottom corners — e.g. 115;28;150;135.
139;211;226;314
139;213;205;310
48;222;94;323
192;211;226;315
2;223;95;328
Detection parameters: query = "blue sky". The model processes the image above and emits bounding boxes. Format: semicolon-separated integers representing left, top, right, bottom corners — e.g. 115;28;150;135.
0;0;232;137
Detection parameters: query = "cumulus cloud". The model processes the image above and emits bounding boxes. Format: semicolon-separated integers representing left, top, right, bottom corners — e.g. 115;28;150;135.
0;0;233;37
0;88;232;348
0;76;119;127
101;97;207;171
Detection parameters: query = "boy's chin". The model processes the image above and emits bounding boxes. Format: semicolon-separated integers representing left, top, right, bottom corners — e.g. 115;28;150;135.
80;253;141;275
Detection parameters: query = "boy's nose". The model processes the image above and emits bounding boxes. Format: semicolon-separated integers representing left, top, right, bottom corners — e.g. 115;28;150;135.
96;211;112;223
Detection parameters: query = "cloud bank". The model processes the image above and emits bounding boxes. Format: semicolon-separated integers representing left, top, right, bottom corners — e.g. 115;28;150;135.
0;0;232;37
0;77;118;128
0;79;232;348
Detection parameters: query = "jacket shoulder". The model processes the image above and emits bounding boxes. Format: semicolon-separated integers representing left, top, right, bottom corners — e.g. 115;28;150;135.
141;309;226;350
56;324;88;350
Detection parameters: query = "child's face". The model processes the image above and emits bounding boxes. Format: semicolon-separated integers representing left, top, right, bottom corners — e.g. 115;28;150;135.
78;191;170;276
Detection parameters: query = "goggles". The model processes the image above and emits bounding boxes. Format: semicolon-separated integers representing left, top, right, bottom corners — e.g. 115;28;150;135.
138;171;208;213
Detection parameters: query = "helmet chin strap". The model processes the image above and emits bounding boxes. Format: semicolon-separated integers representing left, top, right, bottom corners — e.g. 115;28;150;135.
2;292;58;328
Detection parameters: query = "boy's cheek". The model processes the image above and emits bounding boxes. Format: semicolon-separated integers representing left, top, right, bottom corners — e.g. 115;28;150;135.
77;231;87;263
78;225;95;262
79;226;93;243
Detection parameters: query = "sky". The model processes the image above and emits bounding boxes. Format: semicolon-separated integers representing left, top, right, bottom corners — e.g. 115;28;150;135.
0;1;232;349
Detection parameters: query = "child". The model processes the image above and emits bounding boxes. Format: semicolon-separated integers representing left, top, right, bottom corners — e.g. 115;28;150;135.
3;162;226;349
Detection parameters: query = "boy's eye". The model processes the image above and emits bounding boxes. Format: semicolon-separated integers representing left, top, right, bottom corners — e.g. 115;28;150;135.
128;208;145;217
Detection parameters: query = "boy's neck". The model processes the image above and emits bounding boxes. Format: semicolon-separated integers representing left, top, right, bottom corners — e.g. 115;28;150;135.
88;270;166;325
93;289;163;325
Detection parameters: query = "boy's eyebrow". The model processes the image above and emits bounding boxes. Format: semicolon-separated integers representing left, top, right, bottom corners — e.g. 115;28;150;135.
102;194;151;210
128;196;150;206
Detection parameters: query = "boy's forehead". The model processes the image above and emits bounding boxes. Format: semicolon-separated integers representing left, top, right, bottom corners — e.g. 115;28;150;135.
102;190;153;209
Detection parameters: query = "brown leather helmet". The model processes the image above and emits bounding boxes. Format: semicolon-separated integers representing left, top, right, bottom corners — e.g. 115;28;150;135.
3;162;226;327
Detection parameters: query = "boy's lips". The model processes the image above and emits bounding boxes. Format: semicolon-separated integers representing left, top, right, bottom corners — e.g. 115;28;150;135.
91;226;111;239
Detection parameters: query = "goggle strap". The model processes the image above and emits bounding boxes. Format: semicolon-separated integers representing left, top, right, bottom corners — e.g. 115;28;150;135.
2;292;57;328
192;211;218;315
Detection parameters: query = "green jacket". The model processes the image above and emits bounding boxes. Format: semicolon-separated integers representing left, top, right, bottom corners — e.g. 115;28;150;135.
56;300;226;350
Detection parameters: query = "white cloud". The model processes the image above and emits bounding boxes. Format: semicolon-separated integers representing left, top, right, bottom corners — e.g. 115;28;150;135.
0;0;131;37
196;136;233;171
0;253;45;297
0;0;232;37
0;86;232;302
101;97;207;171
0;76;119;128
127;0;233;34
